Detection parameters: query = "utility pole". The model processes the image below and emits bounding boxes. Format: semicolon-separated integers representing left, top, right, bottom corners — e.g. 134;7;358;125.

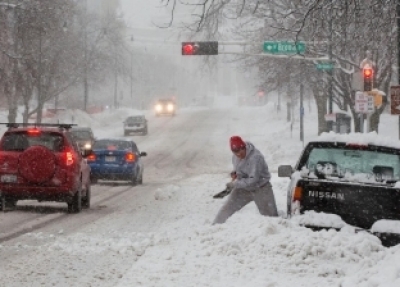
83;0;88;111
398;0;400;85
327;1;334;132
300;62;305;145
37;29;43;123
130;51;133;108
114;53;118;109
397;0;400;138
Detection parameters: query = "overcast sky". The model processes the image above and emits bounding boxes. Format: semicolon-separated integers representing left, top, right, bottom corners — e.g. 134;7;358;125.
118;0;258;98
119;0;194;32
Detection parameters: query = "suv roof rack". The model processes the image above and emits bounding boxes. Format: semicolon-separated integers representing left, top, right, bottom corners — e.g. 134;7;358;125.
0;123;77;130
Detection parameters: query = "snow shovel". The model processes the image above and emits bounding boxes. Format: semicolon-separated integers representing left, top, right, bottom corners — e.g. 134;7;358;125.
213;187;232;199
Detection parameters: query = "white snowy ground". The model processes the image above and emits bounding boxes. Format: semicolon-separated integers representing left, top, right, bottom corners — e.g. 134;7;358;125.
0;101;400;287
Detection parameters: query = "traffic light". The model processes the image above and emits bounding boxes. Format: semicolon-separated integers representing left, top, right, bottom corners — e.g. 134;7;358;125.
181;41;218;55
363;66;373;91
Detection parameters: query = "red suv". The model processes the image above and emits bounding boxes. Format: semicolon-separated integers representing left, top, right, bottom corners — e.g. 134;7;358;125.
0;123;92;213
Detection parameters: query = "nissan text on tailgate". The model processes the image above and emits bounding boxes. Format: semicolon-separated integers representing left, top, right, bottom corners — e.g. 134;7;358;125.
278;132;400;247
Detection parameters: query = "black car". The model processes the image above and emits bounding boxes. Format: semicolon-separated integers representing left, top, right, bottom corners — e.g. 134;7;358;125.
278;133;400;247
70;127;95;150
123;115;148;136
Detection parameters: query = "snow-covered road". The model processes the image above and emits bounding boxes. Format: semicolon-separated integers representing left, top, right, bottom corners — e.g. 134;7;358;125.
0;104;399;287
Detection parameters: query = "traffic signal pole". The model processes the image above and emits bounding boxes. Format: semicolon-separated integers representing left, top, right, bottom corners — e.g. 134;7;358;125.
327;4;334;132
398;0;400;85
300;65;304;145
397;0;400;138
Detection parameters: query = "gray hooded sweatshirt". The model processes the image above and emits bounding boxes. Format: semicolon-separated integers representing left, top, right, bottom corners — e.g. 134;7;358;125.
231;141;271;191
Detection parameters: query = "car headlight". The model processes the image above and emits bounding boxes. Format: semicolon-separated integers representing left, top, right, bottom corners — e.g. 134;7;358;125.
84;143;92;150
155;104;162;112
167;104;174;111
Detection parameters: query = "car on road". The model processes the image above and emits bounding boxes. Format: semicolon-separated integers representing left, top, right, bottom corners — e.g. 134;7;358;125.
70;127;95;150
278;132;400;247
123;115;148;136
88;138;147;185
0;123;92;213
154;99;176;116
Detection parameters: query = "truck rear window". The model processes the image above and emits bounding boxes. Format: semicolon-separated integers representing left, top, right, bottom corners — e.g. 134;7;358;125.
305;147;400;181
1;132;64;152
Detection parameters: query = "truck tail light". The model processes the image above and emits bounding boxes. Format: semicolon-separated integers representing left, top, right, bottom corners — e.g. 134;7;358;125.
125;152;136;162
293;186;303;201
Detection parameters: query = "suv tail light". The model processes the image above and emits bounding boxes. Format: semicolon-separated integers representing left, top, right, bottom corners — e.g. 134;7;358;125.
65;151;74;166
293;186;303;201
87;153;96;162
125;152;136;162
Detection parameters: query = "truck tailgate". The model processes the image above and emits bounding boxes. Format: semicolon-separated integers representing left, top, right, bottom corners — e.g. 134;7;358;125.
300;180;400;229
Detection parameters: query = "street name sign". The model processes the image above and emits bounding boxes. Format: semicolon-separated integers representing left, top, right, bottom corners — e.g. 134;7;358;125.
263;41;305;54
316;62;334;70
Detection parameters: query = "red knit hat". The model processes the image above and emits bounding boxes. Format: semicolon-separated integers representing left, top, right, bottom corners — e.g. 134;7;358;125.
230;136;246;151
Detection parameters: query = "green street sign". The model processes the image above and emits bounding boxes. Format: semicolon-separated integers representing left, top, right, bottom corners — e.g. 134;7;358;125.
316;62;334;70
263;41;306;54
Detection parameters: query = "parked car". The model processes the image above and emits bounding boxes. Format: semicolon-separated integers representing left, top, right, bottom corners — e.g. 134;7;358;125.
123;115;148;136
278;132;400;247
0;123;92;213
88;138;147;185
70;127;95;150
154;99;176;116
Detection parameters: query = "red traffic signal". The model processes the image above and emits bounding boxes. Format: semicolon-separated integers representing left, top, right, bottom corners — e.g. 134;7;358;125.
363;68;373;78
181;41;218;56
182;43;196;55
362;67;373;91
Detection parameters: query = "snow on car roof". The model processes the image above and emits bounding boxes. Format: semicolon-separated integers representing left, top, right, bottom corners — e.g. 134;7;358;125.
313;131;400;149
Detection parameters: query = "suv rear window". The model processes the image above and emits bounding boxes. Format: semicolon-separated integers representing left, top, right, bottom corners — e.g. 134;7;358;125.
1;132;64;152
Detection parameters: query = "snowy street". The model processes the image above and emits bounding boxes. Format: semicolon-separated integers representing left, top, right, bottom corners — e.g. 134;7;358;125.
0;104;399;287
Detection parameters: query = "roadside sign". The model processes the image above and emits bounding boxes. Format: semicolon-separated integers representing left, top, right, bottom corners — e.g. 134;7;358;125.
390;86;400;115
366;90;384;107
263;41;305;54
316;62;334;70
355;91;369;113
324;113;336;122
367;96;374;112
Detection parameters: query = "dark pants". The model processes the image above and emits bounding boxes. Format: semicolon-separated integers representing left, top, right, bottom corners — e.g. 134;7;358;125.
213;183;278;224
